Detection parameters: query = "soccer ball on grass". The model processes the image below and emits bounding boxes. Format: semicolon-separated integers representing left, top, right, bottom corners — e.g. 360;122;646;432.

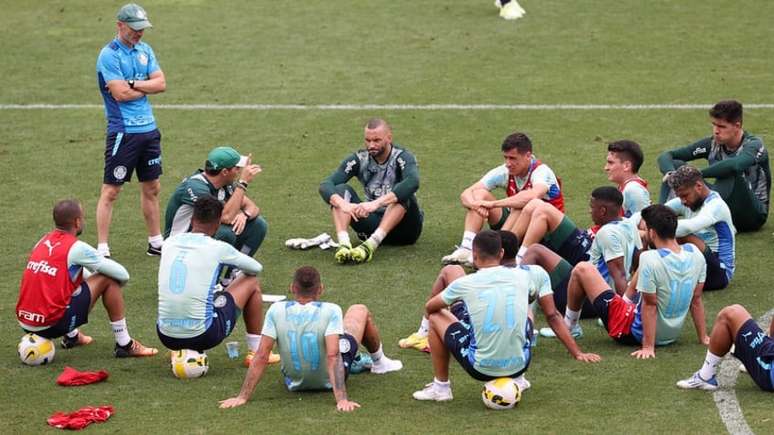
481;377;521;410
171;349;209;379
18;333;56;366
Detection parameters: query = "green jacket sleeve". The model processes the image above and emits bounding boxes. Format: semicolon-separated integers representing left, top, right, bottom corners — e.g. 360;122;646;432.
657;137;712;174
701;138;763;179
391;150;420;201
319;153;359;203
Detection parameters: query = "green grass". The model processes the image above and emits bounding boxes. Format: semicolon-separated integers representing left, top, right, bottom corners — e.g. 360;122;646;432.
1;1;773;433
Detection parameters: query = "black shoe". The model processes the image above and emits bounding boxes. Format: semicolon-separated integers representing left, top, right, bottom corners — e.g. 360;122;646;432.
146;244;162;256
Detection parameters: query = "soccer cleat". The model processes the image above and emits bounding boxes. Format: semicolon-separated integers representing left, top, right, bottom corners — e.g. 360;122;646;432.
398;332;430;352
334;244;352;264
243;350;281;367
349;243;374;264
114;339;158;358
413;383;453;401
285;233;332;250
441;246;473;267
146;243;162;256
676;372;719;391
500;0;526;20
349;353;373;374
370;356;403;374
61;332;93;349
539;324;583;339
596;318;605;328
739;364;748;373
514;374;531;392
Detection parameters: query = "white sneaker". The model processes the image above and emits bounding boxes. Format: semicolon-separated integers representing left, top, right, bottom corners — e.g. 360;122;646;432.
285;233;332;250
514;374;531;392
539;324;583;338
500;0;526;20
442;246;473;266
413;382;453;401
370;356;403;374
676;372;718;391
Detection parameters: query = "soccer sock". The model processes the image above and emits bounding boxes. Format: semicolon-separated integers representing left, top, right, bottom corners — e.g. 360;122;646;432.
517;246;528;260
370;343;385;363
433;378;450;389
367;228;387;249
417;316;430;336
246;334;262;352
66;329;79;339
337;231;351;247
461;231;476;250
110;319;131;347
148;234;163;249
97;243;110;257
699;351;723;380
564;308;581;329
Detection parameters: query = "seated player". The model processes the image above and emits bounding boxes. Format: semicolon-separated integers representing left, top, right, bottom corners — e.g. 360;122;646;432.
563;205;708;359
443;132;564;266
319;118;423;264
413;231;600;402
399;230;521;353
219;266;403;411
665;165;736;291
16;199;157;358
605;140;650;217
677;304;774;392
164;146;268;272
157;196;278;366
658;100;770;232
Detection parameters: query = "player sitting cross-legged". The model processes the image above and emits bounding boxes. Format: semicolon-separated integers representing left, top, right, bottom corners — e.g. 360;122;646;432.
677;304;774;392
219;266;402;412
563;205;708;359
413;230;600;402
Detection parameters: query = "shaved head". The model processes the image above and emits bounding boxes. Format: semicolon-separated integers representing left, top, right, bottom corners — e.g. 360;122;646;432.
53;199;83;231
365;118;390;132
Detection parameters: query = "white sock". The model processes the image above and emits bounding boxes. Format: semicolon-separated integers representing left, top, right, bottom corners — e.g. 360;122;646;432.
564;309;581;329
517;246;528;258
367;228;387;248
434;378;450;388
699;351;722;380
370;343;385;362
111;318;131;346
246;333;261;352
97;243;110;256
66;329;79;339
461;231;476;250
337;231;351;247
148;234;164;248
418;317;429;336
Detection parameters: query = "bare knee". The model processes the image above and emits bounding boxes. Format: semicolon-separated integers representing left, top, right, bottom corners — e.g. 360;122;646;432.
440;264;465;280
718;304;749;322
347;304;369;319
572;261;596;279
141;181;161;198
100;185;122;202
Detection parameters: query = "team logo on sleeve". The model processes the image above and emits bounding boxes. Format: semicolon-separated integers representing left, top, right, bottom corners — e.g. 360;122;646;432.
214;295;228;308
113;165;127;181
339;337;351;353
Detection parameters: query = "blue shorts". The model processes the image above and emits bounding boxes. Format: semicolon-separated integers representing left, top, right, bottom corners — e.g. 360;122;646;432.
104;129;162;184
733;319;774;391
444;319;533;382
28;283;92;339
339;333;359;377
703;249;730;291
157;292;239;352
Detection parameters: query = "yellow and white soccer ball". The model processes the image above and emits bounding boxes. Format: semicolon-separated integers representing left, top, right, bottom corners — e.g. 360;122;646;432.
481;377;521;410
171;349;209;379
18;333;56;366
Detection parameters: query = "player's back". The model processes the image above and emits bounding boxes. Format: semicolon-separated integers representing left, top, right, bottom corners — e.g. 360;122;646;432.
632;244;706;345
266;300;344;391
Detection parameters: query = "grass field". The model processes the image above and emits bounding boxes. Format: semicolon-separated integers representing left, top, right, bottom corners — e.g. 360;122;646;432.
1;1;773;433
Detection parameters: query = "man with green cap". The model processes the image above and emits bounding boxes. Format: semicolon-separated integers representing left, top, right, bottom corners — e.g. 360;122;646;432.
96;3;166;258
164;147;268;277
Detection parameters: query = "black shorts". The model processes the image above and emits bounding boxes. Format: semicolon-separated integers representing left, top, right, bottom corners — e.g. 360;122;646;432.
29;283;92;339
104;129;162;184
335;184;423;245
733;319;774;391
444;319;533;382
157;292;239;352
489;207;511;231
548;258;596;318
542;217;592;266
339;333;359;377
703;249;730;291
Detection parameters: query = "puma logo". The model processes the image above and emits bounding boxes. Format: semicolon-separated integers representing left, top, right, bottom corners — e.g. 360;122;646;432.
43;240;61;256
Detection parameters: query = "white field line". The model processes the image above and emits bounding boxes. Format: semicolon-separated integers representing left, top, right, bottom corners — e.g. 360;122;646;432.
714;308;774;435
4;103;774;110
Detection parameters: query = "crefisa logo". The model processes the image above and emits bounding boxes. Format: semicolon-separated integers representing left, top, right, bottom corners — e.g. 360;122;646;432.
26;260;58;277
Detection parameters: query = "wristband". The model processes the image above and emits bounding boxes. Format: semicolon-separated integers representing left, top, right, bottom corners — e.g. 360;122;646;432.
236;181;248;191
242;210;252;220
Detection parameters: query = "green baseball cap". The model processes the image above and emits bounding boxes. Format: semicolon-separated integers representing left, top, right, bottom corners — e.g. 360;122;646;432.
206;146;248;171
117;3;152;31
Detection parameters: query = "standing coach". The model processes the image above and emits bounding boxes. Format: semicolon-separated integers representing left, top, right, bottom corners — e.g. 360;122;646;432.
96;3;166;257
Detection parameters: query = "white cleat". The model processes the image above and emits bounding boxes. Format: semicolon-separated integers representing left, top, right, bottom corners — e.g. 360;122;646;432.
442;246;473;267
285;233;332;250
676;372;718;391
500;0;526;20
413;383;453;401
370;356;403;374
514;374;531;392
